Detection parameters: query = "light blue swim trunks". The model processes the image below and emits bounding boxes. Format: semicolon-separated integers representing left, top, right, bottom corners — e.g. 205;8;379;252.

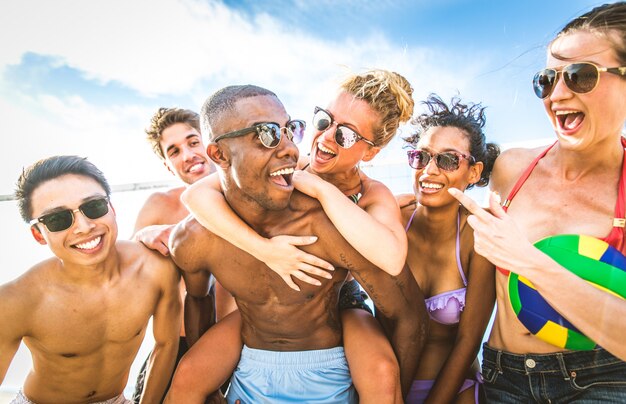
226;345;357;404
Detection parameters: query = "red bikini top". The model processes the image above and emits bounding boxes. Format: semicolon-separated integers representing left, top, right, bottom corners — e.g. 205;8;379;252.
497;138;626;275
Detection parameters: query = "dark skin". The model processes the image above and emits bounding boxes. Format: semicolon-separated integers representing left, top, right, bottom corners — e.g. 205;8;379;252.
169;95;427;397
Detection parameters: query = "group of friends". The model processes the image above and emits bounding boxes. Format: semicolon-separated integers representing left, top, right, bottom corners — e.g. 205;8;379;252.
1;2;626;403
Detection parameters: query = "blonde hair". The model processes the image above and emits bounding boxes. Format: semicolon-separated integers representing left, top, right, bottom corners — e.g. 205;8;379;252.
340;69;414;148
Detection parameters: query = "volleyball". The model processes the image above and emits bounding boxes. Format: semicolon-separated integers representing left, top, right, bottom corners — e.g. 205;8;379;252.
508;234;626;350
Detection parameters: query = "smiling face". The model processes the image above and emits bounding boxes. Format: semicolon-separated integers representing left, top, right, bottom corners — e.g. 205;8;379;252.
30;174;117;267
413;126;481;208
160;123;212;185
544;31;626;151
309;91;380;175
214;95;299;211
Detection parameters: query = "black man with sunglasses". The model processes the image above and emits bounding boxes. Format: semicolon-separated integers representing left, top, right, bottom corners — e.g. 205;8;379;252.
164;85;426;403
1;155;182;404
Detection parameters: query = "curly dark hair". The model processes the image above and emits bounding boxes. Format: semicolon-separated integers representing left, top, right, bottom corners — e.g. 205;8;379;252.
405;94;500;189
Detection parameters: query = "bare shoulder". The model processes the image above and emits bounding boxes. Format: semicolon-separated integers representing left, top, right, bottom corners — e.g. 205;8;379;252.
141;187;185;210
169;216;216;272
491;146;546;196
399;198;418;226
396;193;416;209
116;240;179;284
359;175;396;207
0;259;57;318
135;186;187;229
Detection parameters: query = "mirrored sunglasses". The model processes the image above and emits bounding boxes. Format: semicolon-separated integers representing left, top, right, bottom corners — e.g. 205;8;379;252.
533;62;626;99
214;120;305;149
312;106;376;149
407;149;475;171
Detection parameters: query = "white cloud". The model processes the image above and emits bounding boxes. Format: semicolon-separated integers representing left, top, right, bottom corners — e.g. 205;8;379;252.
0;0;501;195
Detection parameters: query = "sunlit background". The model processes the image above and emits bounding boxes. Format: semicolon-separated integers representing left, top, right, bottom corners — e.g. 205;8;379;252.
0;0;611;399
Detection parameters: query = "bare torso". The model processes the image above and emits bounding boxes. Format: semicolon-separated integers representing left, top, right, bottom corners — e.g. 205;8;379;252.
15;242;172;403
403;205;481;380
490;145;622;353
171;189;425;353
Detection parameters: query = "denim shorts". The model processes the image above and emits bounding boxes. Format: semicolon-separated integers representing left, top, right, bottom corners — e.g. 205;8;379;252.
482;343;626;403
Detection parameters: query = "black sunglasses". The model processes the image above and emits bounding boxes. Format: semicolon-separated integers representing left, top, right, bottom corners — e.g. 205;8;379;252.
213;120;305;149
532;62;626;99
407;149;475;172
29;197;110;232
312;107;376;149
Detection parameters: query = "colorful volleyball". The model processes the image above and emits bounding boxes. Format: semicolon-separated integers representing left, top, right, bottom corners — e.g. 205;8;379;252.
508;234;626;350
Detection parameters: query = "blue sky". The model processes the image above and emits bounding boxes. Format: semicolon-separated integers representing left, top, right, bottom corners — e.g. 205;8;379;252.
0;0;611;195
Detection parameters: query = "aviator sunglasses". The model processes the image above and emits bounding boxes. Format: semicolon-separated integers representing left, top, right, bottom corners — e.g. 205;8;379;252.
213;120;305;149
407;149;475;172
532;62;626;99
29;197;110;232
312;107;376;149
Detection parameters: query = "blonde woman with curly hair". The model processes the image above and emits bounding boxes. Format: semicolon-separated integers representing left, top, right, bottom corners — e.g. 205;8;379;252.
165;70;427;403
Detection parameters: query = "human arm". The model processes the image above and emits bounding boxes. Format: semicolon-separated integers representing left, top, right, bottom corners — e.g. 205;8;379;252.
138;259;183;404
181;173;334;290
132;192;180;256
294;170;407;276
450;188;626;361
170;218;217;346
425;220;496;403
0;282;26;383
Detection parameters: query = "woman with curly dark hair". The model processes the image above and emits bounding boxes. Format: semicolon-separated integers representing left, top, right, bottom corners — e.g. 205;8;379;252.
399;94;500;403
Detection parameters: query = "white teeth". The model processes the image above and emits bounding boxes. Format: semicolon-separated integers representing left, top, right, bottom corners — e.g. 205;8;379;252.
188;163;203;173
75;236;101;250
270;167;295;176
317;143;336;155
555;110;579;115
420;182;443;190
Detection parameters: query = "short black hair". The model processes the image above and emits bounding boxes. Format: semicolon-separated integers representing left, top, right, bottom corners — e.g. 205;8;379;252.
15;155;111;222
200;85;278;140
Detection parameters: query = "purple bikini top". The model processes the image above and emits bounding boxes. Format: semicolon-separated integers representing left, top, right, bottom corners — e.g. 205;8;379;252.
406;210;467;325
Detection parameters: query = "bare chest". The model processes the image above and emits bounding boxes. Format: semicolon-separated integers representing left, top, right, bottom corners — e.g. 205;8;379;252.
406;234;466;297
27;283;157;357
506;170;619;243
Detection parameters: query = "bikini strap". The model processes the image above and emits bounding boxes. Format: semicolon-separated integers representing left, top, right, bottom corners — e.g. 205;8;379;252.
456;211;468;287
501;142;556;211
613;137;626;228
405;209;418;232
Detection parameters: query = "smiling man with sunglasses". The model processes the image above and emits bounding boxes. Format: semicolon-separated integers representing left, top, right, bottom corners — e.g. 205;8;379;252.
0;155;182;404
164;85;424;403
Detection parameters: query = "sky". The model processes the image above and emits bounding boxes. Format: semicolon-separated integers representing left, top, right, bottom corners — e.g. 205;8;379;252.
0;0;613;197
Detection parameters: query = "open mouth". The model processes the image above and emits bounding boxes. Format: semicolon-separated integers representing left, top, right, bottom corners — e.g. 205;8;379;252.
188;162;205;173
72;235;103;251
420;181;444;192
555;110;584;132
269;167;295;187
315;143;336;161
